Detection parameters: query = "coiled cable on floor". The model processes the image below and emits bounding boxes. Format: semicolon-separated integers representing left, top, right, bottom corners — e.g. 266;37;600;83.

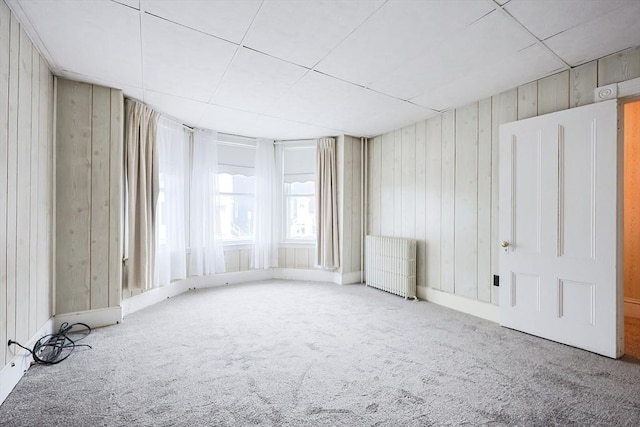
7;322;92;365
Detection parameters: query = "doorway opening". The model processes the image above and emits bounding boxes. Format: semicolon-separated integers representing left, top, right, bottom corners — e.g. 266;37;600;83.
624;99;640;359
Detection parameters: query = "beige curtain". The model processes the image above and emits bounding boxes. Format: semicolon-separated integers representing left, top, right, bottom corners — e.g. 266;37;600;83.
124;99;160;291
316;137;339;269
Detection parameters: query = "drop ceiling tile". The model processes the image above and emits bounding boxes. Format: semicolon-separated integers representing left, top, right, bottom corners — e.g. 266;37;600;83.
144;90;207;127
316;0;496;87
505;0;633;40
141;0;261;44
369;10;536;100
254;116;344;140
212;48;308;115
268;71;434;137
142;13;237;102
18;0;142;86
411;43;566;111
244;0;384;68
544;2;640;66
197;104;262;135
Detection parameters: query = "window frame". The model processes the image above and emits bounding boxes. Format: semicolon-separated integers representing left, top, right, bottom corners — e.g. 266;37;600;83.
278;141;317;244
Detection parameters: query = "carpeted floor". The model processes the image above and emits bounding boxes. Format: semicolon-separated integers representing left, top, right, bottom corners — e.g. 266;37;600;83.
1;280;640;426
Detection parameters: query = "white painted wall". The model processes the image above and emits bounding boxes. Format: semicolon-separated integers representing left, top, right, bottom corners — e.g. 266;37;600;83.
0;0;54;375
367;46;640;306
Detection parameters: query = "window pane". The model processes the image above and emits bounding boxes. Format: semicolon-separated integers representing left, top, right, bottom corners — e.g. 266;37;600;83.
287;181;314;195
217;194;254;240
218;173;255;194
286;195;316;239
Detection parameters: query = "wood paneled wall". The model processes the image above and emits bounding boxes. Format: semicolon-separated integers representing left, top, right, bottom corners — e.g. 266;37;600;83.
367;46;640;305
223;247;315;272
55;78;123;315
0;2;54;369
337;135;363;274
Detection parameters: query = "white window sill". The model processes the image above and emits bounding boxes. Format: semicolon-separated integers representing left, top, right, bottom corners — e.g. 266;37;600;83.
279;241;315;249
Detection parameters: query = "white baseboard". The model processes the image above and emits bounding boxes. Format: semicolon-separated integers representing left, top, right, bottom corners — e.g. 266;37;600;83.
53;306;123;329
418;286;499;323
1;318;54;406
624;297;640;319
273;268;337;283
121;270;273;317
337;271;363;285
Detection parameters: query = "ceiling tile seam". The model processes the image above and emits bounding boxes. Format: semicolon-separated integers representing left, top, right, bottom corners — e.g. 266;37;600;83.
143;11;240;46
466;8;498;28
5;0;61;74
257;111;351;136
540;2;634;42
197;0;266;125
308;0;390;71
493;2;571;70
110;0;139;11
310;69;432;109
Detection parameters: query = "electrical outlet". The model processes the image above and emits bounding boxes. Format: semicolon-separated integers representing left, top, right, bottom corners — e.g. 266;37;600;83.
493;275;499;287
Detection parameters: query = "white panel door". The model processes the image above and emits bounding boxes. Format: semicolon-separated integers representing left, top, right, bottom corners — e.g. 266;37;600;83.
499;99;620;358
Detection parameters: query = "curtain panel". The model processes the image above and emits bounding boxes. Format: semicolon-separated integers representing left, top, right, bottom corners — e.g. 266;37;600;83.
315;137;339;269
124;99;160;291
252;138;278;269
190;129;226;276
155;118;189;287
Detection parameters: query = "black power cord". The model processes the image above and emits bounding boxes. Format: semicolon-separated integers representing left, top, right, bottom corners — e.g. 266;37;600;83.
8;322;92;365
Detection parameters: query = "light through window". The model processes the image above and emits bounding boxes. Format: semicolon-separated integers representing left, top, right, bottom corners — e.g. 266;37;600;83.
217;173;255;241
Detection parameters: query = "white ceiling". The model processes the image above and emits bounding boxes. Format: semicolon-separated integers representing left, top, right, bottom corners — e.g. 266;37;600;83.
8;0;640;139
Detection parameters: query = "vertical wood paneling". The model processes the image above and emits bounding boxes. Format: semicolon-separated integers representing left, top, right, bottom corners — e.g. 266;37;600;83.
90;86;111;309
15;28;32;344
278;247;286;267
295;248;309;269
425;116;442;290
365;48;640;308
401;125;416;239
239;249;250;271
598;46;640;86
477;98;492;303
454;102;478;299
285;248;294;268
37;56;51;327
380;132;394;236
351;137;362;273
414;120;427;287
56;80;92;314
517;81;537;119
4;13;18;365
1;9;53;368
491;89;517;304
369;136;381;236
570;62;597;108
28;46;39;338
341;136;352;273
224;249;240;272
0;2;10;368
440;110;455;293
537;70;569;115
108;89;123;308
393;129;402;236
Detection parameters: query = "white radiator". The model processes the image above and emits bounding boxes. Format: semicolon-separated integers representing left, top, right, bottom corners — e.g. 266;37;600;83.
365;235;416;299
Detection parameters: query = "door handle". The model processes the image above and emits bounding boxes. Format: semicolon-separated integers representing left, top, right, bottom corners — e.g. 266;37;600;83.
501;241;510;248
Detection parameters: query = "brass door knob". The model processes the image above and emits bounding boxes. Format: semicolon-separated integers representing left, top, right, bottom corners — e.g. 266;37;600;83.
501;241;510;248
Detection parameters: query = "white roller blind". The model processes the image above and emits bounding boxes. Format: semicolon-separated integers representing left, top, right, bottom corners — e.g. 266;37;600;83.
218;142;256;176
283;147;315;183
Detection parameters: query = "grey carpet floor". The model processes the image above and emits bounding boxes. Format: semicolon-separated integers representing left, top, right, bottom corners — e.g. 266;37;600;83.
1;280;640;426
